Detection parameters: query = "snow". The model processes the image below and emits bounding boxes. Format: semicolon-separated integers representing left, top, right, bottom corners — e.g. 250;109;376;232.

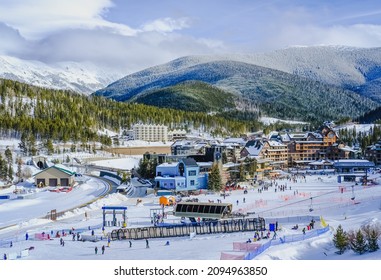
0;161;381;262
91;156;142;171
0;55;125;94
260;117;309;125
0;157;380;279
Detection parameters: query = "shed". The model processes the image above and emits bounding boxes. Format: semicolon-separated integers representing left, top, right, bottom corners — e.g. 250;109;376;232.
34;164;75;187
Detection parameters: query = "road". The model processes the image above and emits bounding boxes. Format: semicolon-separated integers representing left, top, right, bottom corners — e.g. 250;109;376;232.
0;176;111;230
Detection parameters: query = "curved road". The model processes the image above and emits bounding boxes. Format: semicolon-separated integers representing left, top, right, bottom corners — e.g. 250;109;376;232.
0;176;111;230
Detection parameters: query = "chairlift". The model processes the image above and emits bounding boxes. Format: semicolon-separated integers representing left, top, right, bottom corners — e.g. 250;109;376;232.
309;197;313;212
351;185;355;201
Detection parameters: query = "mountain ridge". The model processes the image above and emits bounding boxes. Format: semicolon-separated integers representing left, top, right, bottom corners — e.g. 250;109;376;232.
0;55;125;94
95;46;381;101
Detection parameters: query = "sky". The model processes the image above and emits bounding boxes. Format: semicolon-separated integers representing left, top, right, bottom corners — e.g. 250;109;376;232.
1;0;381;73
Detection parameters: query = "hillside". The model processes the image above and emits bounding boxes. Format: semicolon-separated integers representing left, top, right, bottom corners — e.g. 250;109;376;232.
95;46;381;101
130;80;237;113
95;60;378;123
0;79;252;144
358;106;381;124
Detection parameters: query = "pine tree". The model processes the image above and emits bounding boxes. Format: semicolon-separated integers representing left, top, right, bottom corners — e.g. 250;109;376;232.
4;147;12;165
362;224;381;252
16;157;22;182
19;132;28;156
332;225;349;254
351;229;368;254
208;163;222;192
45;139;54;155
367;229;380;252
7;164;14;183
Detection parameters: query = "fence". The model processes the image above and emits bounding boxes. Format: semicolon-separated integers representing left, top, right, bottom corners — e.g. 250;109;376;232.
220;225;330;260
110;217;266;240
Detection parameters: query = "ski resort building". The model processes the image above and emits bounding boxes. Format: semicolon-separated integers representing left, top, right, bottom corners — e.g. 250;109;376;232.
132;124;168;142
34;164;75;187
155;158;208;191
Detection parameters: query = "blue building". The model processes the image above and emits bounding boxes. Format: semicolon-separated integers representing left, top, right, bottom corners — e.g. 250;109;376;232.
333;159;375;183
155;158;208;191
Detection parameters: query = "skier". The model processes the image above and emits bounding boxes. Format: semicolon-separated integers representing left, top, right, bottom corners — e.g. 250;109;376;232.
146;239;149;248
129;240;132;248
101;245;105;255
25;232;29;240
95;246;98;254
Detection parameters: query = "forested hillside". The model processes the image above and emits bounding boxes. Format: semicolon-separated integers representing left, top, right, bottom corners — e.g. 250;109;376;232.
0;79;255;144
130;81;237;112
99;60;378;123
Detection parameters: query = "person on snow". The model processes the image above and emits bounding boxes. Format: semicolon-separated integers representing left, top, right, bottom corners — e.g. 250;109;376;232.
95;246;98;254
146;239;149;248
129;240;132;248
101;245;105;254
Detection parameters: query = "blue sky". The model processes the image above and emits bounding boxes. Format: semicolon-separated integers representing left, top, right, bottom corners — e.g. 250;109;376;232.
0;0;381;73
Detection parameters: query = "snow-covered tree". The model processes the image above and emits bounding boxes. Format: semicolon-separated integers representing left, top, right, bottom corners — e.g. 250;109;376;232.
333;225;349;254
208;163;222;192
350;229;368;254
362;224;381;252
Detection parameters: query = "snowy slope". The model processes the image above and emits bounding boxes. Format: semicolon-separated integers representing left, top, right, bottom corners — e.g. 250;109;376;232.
0;55;125;94
95;46;381;101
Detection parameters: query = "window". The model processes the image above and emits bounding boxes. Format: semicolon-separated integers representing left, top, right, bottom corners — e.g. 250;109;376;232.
190;180;195;186
188;170;196;176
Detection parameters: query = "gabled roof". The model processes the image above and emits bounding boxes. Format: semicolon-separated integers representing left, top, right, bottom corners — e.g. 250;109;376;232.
34;164;75;177
243;140;264;156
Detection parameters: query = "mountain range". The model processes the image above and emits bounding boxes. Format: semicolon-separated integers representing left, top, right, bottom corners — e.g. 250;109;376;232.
1;46;381;124
94;46;381;123
0;55;124;94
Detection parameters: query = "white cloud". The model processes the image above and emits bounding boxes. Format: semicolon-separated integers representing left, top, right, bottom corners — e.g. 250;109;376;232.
0;0;136;38
141;17;191;33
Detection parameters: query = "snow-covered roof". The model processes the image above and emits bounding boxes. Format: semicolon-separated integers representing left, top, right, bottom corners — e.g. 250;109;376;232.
267;140;287;147
223;138;247;146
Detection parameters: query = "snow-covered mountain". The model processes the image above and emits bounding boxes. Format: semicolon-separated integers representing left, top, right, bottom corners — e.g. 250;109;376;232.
0;55;125;94
95;46;381;102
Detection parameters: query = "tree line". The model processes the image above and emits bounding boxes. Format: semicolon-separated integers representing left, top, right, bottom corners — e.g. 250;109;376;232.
0;79;251;145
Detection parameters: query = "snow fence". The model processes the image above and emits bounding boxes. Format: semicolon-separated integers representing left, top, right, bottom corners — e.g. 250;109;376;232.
220;226;330;260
